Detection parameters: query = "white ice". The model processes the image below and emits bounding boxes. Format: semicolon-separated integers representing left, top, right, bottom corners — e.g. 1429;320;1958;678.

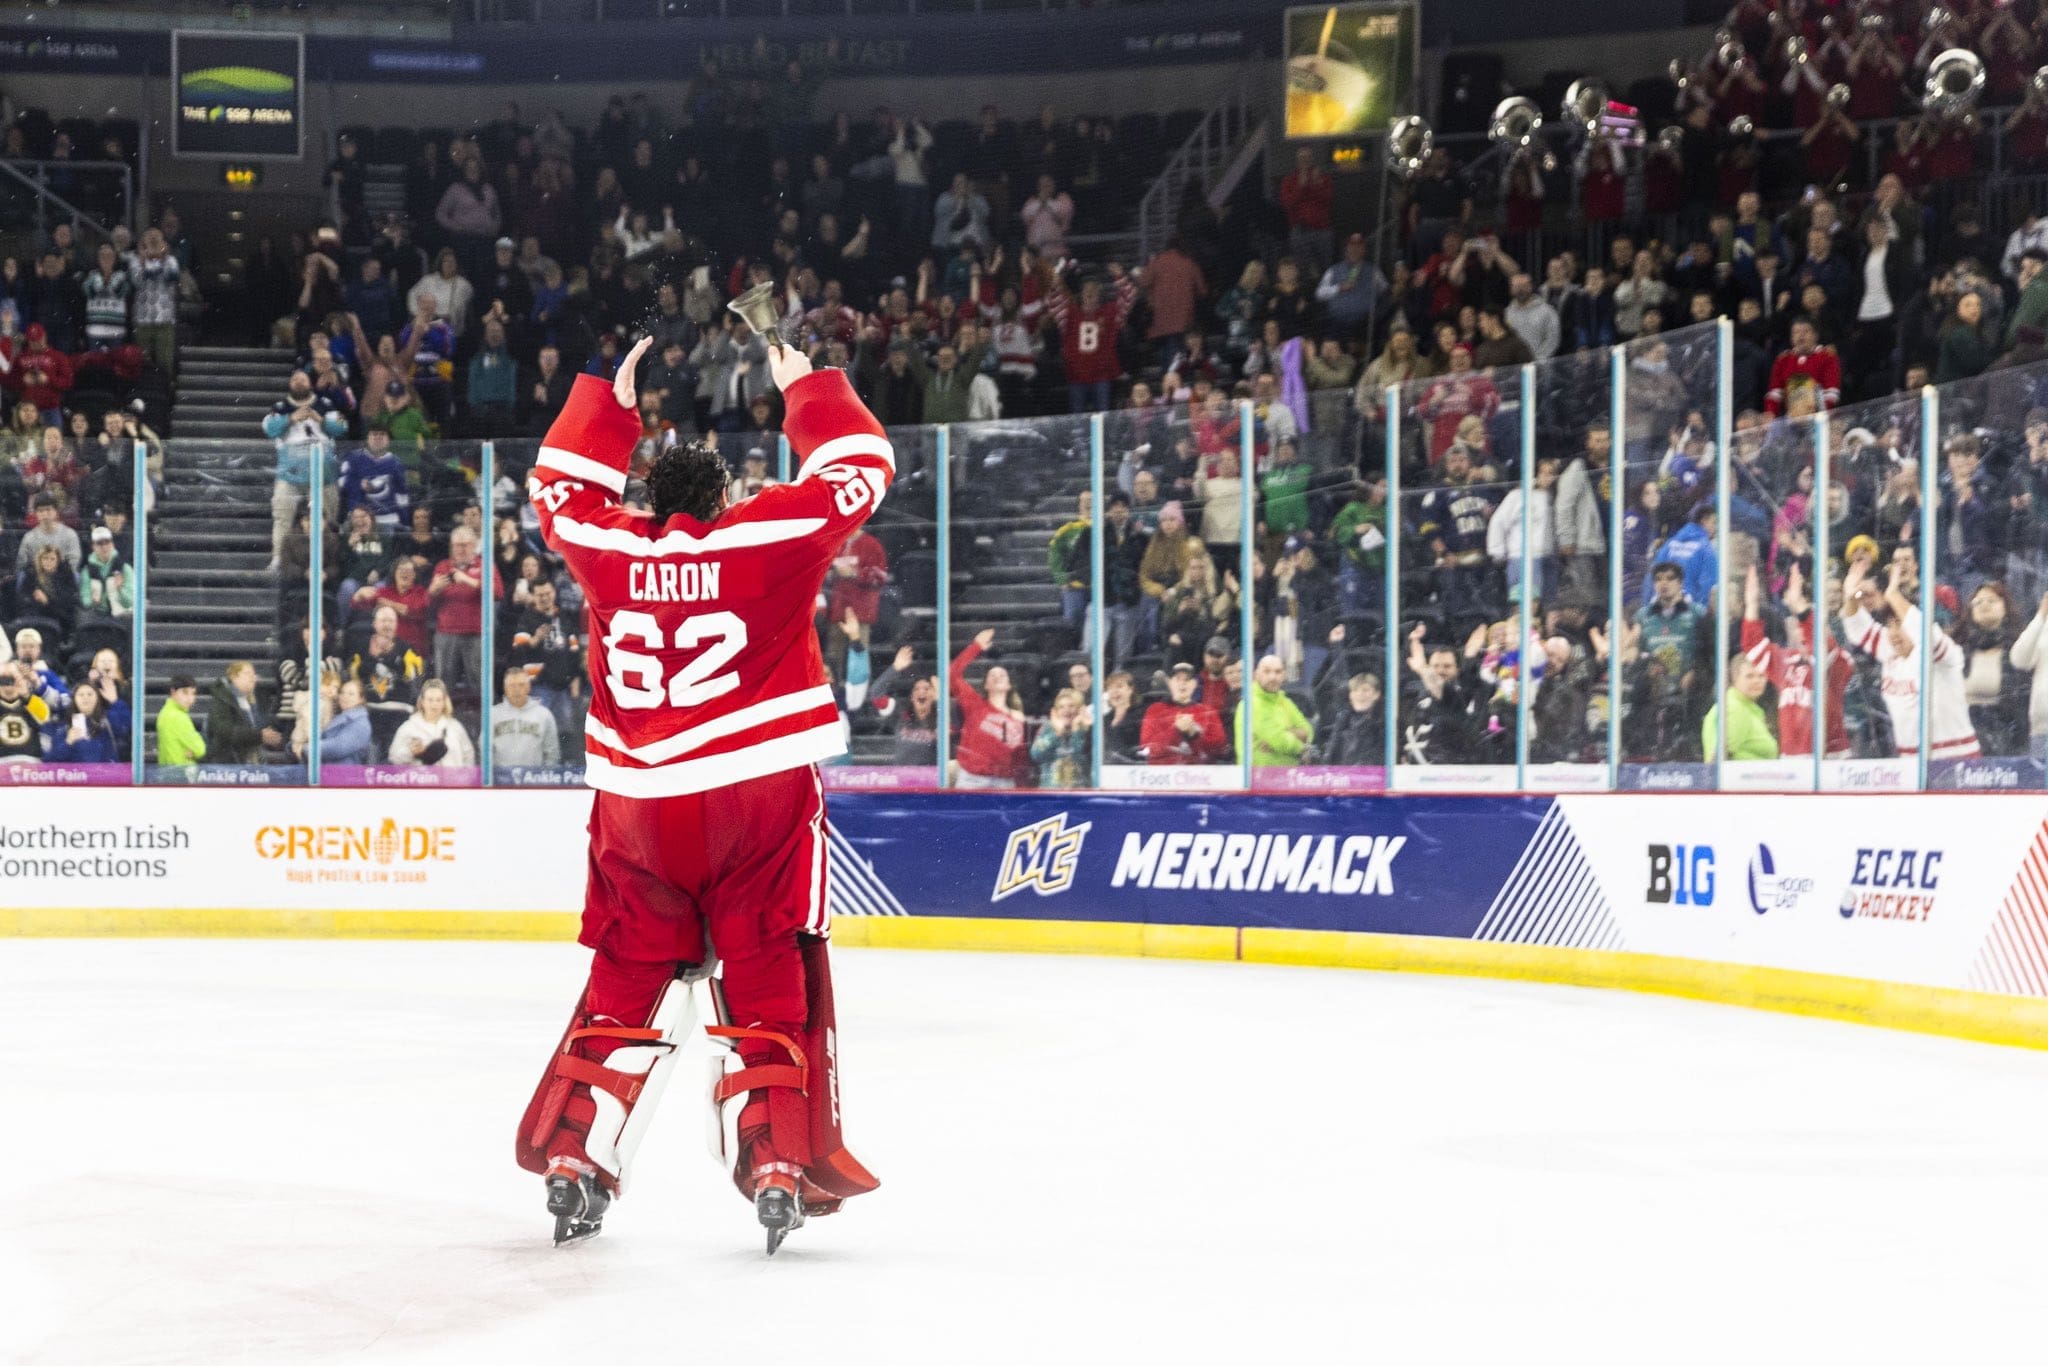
3;939;2047;1365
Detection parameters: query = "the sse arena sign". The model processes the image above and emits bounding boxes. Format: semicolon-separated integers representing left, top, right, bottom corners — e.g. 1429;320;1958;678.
172;31;303;160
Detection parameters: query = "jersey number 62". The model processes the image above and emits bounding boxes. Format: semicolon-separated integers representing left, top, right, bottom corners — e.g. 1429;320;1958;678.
602;609;748;710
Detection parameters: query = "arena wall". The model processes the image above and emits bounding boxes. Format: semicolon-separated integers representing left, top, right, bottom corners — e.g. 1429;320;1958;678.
7;788;2048;1050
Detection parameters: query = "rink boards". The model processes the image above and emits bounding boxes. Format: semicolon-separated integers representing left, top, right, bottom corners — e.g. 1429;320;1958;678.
5;788;2048;1048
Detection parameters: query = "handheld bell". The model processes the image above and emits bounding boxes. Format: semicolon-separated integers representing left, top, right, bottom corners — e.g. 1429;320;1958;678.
726;282;787;355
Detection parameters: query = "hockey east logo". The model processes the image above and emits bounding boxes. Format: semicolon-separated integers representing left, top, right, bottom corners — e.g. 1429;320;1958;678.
1838;847;1943;922
1746;844;1814;916
991;813;1092;903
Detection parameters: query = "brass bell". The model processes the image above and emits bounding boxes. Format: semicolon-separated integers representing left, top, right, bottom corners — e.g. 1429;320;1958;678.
726;282;788;354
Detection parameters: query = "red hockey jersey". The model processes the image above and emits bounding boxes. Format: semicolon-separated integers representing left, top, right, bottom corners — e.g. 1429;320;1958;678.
529;368;893;797
1047;277;1136;387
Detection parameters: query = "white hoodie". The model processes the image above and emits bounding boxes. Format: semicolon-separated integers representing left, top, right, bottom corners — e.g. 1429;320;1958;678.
389;711;477;767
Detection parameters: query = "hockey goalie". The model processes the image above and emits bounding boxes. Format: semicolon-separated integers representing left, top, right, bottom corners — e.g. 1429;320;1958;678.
515;335;886;1252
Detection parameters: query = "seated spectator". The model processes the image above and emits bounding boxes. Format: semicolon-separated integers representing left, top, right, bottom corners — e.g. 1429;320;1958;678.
84;646;130;746
356;554;432;652
15;492;78;571
43;678;118;763
15;543;77;645
389;677;476;767
949;629;1029;788
350;603;425;716
76;524;132;625
1313;646;1384;767
314;677;373;764
508;578;583;738
492;666;561;768
154;674;204;767
1100;670;1145;762
1141;662;1227;764
1703;652;1779;761
1030;687;1090;788
0;661;49;764
206;661;282;764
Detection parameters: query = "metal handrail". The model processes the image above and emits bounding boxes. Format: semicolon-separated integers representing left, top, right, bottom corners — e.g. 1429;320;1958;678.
1136;73;1252;261
0;157;133;242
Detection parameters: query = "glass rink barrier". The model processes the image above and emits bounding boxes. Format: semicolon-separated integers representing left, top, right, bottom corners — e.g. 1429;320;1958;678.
13;342;2011;796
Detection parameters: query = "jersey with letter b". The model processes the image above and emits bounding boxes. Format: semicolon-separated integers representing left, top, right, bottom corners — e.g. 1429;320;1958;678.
528;367;894;798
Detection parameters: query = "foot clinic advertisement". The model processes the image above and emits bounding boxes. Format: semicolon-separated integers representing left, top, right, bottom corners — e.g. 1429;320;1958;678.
172;31;302;159
1283;3;1417;140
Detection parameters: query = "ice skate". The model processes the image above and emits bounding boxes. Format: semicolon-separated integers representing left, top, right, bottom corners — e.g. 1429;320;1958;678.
545;1161;610;1246
753;1169;805;1255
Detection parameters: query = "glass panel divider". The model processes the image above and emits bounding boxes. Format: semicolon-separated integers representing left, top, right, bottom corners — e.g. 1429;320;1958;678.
1606;346;1625;790
1812;411;1829;793
776;433;792;484
308;454;326;788
1515;363;1534;789
934;424;951;790
1383;385;1400;777
1087;412;1105;789
1713;318;1733;787
1237;400;1255;792
130;438;149;785
1918;384;1938;792
480;441;496;788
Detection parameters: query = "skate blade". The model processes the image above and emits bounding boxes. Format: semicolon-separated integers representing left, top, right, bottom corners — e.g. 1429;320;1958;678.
553;1214;604;1247
757;1186;803;1256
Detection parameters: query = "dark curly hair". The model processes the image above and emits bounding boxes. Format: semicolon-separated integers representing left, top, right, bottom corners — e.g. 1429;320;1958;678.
646;435;730;522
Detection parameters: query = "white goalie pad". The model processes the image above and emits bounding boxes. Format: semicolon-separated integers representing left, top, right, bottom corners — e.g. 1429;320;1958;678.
582;972;702;1196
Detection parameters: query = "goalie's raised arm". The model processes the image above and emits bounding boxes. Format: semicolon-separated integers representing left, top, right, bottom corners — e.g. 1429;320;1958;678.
613;335;654;410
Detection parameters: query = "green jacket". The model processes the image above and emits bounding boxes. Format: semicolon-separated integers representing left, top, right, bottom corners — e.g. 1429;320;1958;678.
1048;517;1091;590
1328;497;1388;573
156;698;206;766
1237;686;1312;766
2010;274;2048;349
376;405;434;467
1703;689;1779;761
920;366;975;425
1261;463;1312;536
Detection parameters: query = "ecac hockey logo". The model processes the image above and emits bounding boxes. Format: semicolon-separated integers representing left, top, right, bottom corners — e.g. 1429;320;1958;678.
992;812;1092;903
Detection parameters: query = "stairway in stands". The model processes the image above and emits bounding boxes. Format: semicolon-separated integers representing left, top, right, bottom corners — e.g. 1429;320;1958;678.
145;345;292;736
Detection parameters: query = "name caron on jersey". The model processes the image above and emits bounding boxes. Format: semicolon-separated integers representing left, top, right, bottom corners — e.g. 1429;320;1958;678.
1111;831;1405;894
628;561;721;603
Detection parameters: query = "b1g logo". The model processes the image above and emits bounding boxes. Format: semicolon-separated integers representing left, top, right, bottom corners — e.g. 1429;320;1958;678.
1646;843;1715;906
1747;844;1814;916
992;812;1092;903
1839;847;1943;921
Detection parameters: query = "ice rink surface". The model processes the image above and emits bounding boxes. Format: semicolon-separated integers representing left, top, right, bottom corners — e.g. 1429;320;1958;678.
5;939;2048;1365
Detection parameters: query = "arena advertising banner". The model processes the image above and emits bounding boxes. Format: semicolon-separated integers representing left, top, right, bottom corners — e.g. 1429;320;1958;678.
171;31;303;160
1283;2;1418;140
10;788;2048;1008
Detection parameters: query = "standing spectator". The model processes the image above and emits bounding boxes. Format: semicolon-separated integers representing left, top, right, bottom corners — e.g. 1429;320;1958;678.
1237;653;1312;767
524;343;573;435
1702;652;1779;761
1554;423;1610;601
492;665;561;768
79;243;131;349
1030;688;1091;789
1141;661;1227;764
339;426;411;532
389;678;477;767
126;227;179;377
428;523;497;700
155;674;205;768
2007;249;2048;349
888;114;934;251
346;256;399;342
1020;174;1074;258
2008;589;2048;762
407;250;475;339
1503;272;1561;361
1400;626;1476;764
261;372;345;572
1934;290;1996;384
1840;558;1980;762
13;324;72;420
1048;270;1134;413
949;629;1029;788
1612;249;1670;339
27;252;81;353
931;173;991;254
1047;490;1092;645
1955;583;2028;757
1141;238;1209;370
466;317;519;434
1489;454;1559;603
1313;233;1387;344
1764;317;1842;415
1280;147;1335;278
436;161;503;282
508;577;583;740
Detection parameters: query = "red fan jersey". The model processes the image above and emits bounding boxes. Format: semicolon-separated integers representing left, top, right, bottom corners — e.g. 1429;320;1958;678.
529;368;894;797
1764;345;1841;416
1047;276;1136;386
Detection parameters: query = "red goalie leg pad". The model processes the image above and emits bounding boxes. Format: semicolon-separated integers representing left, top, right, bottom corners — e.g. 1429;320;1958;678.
514;953;674;1180
792;934;880;1211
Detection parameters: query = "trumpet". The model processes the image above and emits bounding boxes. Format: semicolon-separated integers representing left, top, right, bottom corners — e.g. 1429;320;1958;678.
1488;95;1544;149
1718;40;1749;71
1784;35;1810;66
1924;48;1985;120
1563;78;1608;132
2031;65;2048;101
1387;115;1433;178
1730;114;1757;138
1827;82;1852;110
1656;125;1685;155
